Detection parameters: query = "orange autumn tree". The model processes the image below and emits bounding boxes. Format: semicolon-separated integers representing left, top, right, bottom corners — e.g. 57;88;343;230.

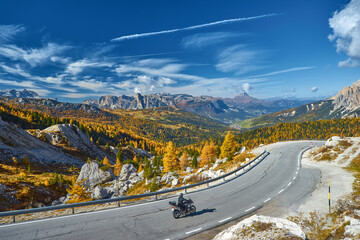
163;141;179;172
200;141;217;167
180;151;190;171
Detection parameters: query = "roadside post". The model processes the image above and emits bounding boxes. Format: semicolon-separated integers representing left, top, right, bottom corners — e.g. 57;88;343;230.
329;179;331;214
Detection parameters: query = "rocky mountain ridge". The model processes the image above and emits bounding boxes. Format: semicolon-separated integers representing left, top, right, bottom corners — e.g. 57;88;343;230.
0;89;40;98
233;78;360;130
83;93;314;124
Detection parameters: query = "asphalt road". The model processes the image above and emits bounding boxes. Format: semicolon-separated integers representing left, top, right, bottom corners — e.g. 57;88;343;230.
0;141;322;240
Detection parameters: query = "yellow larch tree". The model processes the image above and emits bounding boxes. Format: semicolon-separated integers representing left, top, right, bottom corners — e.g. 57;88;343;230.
180;151;190;171
200;142;217;167
102;156;111;166
220;131;237;159
114;158;123;176
163;141;179;172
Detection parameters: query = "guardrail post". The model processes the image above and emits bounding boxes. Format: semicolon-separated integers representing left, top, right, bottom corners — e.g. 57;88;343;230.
185;188;187;194
223;177;226;181
118;201;120;207
72;207;74;215
155;194;158;201
13;215;15;223
207;182;209;187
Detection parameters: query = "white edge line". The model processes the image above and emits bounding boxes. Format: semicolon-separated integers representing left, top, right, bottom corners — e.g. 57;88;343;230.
278;189;284;194
218;217;232;223
185;228;202;235
264;198;271;203
245;206;255;212
288;182;292;186
0;197;174;229
293;176;296;180
296;171;298;175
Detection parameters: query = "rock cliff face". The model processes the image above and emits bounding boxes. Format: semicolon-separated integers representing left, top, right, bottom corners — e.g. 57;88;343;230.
33;124;115;163
333;79;360;115
83;93;312;124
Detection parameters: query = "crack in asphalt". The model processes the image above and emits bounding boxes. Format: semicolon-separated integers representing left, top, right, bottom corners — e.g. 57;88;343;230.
227;159;276;197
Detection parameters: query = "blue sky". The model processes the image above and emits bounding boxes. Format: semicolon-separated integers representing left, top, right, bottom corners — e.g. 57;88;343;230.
0;0;359;102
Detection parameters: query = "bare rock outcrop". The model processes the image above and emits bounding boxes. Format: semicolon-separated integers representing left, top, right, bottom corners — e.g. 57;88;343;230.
77;161;115;189
33;124;115;163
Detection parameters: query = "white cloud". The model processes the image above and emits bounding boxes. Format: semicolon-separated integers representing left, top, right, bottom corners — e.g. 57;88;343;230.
66;59;113;75
0;79;35;88
329;0;360;67
216;44;264;74
158;77;176;86
311;86;319;92
247;66;315;78
1;64;32;78
50;56;71;64
181;32;241;49
0;43;71;67
134;87;141;94
0;25;25;42
242;83;253;93
70;79;108;91
112;13;278;41
338;57;360;67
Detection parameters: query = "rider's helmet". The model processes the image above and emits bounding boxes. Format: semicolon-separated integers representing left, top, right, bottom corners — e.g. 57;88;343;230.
180;193;183;197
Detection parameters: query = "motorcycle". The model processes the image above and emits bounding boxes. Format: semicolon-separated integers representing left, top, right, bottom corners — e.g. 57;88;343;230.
169;198;196;219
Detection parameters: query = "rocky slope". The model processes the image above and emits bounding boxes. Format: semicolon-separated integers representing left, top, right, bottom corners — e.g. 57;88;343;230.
0;89;40;98
213;215;306;240
31;124;116;163
0;118;82;166
83;93;313;124
233;78;360;130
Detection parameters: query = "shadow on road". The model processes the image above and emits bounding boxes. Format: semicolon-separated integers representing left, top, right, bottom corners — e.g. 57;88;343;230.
190;208;216;217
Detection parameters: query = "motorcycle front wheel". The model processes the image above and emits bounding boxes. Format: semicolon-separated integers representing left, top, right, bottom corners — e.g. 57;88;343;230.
190;205;196;214
173;210;181;219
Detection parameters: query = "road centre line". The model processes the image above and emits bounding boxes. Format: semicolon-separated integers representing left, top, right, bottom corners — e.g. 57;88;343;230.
288;182;292;186
264;198;271;203
278;189;284;194
245;206;255;212
218;217;232;223
185;228;202;235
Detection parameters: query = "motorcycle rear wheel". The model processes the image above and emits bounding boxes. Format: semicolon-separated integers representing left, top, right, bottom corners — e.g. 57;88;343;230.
173;210;181;219
190;205;196;214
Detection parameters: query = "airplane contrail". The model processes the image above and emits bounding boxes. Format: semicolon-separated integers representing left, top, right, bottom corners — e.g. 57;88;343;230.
111;13;279;42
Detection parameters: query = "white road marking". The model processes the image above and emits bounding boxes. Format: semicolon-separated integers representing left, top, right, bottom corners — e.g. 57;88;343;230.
296;171;298;175
293;176;296;180
185;228;202;235
0;197;174;229
288;182;292;186
278;189;284;194
218;217;232;223
264;198;271;203
245;206;255;212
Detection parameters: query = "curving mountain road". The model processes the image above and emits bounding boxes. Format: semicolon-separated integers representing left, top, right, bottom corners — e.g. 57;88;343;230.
0;141;323;240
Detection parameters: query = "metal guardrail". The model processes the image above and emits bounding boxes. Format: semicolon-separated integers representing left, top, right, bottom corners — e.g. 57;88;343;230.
0;151;269;222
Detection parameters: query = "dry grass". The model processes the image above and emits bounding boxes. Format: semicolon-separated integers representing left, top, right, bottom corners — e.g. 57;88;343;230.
214;152;255;172
0;162;77;211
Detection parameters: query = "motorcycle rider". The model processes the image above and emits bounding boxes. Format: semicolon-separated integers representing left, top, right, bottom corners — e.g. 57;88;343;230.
178;193;189;211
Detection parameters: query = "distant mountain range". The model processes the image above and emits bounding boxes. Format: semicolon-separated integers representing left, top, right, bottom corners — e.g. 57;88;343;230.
0;89;39;98
232;79;360;130
83;93;314;124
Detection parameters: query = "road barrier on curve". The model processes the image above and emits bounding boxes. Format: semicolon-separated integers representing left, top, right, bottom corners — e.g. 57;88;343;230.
0;151;269;223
